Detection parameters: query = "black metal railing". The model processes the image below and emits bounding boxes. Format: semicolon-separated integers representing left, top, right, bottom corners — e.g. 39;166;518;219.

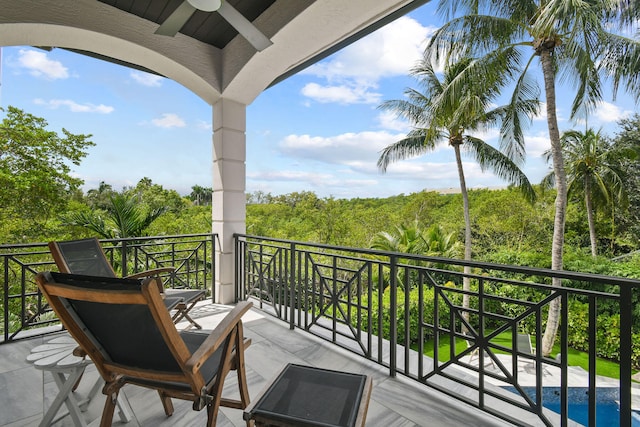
1;234;216;343
235;233;639;427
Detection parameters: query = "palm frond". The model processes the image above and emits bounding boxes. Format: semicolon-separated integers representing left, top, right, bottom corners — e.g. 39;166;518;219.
465;136;536;203
377;133;440;172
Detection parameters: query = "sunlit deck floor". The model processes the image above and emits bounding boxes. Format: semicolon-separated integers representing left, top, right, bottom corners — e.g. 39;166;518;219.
0;302;515;427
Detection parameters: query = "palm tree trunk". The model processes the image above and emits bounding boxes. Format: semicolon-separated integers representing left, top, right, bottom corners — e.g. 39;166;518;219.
610;204;616;253
453;144;472;333
584;179;598;256
540;49;567;357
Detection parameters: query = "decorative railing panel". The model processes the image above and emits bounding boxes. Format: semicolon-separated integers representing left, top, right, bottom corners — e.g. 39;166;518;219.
235;234;639;427
1;234;215;342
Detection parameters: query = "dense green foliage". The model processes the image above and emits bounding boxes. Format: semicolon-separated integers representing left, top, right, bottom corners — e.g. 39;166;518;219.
4;111;636;259
0;106;94;242
2;107;640;369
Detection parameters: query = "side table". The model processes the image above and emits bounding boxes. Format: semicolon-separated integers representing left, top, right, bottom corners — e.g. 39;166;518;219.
27;335;133;427
243;363;372;427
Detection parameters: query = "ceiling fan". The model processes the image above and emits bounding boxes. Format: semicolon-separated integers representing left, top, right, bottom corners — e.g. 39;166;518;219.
155;0;273;51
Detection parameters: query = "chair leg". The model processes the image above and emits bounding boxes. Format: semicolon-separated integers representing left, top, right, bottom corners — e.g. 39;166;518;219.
158;390;174;416
100;390;119;427
235;324;250;408
206;400;220;427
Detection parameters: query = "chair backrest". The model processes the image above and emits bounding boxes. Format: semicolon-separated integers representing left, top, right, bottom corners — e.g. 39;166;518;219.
517;333;534;355
49;238;117;277
35;271;200;387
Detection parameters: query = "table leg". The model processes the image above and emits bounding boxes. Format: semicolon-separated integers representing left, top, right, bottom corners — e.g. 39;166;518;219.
40;368;87;427
115;391;133;423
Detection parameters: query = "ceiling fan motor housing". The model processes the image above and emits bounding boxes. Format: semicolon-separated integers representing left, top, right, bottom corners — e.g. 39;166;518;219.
187;0;222;12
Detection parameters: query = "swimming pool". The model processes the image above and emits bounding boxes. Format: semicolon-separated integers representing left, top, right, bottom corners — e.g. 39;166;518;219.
503;386;639;426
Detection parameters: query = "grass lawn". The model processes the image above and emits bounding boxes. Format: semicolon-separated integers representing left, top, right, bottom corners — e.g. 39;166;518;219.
418;331;622;379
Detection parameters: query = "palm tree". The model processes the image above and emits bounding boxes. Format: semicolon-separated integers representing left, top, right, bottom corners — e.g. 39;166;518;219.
189;185;212;206
426;0;640;355
542;129;627;256
377;55;537;327
370;222;463;290
64;193;167;239
371;223;428;255
423;224;464;259
371;222;463;259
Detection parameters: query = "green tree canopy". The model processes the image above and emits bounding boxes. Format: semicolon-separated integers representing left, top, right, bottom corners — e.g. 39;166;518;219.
125;177;186;213
0;106;94;241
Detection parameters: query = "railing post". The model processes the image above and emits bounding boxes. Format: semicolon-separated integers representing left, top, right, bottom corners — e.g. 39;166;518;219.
233;233;238;302
120;240;128;276
560;292;569;427
620;284;633;427
212;233;217;302
289;242;296;330
389;254;397;378
3;255;8;342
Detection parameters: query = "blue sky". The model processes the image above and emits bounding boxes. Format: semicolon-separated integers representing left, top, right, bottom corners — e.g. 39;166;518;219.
1;2;637;198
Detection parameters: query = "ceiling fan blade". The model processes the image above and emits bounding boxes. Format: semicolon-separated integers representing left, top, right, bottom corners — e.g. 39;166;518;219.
217;1;273;51
155;1;198;36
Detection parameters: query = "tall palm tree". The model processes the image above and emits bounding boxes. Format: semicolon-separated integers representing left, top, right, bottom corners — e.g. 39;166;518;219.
378;56;538;327
426;0;640;355
542;129;627;256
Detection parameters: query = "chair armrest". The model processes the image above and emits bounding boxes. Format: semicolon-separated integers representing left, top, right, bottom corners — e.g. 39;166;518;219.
185;301;253;373
72;346;87;358
125;267;175;279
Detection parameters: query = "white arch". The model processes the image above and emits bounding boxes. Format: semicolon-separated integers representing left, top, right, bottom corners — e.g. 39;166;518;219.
0;20;222;105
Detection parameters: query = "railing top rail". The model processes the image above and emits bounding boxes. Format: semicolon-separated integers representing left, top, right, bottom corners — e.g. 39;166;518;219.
0;233;215;251
235;233;640;288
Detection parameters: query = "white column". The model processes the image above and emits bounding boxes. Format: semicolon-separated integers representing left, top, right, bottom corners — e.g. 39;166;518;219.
211;98;246;304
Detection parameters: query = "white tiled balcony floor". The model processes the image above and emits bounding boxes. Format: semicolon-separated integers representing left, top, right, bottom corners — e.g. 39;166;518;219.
0;302;520;426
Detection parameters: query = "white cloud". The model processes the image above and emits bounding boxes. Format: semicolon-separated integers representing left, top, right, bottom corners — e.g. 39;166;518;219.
305;17;434;82
246;170;385;197
279;131;404;164
33;98;114;113
196;120;212;131
301;82;381;104
16;49;69;80
385;161;449;178
151;113;186;128
301;16;436;105
525;132;551;158
593;100;632;123
130;71;164;87
534;102;548;121
247;170;334;186
377;111;411;132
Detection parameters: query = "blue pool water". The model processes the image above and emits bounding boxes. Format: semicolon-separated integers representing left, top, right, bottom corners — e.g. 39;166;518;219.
503;387;640;426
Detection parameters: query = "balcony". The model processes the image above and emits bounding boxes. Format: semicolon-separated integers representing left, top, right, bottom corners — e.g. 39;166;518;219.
1;234;639;426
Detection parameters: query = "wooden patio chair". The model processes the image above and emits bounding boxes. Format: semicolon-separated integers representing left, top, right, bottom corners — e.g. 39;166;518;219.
49;238;206;330
35;271;252;427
